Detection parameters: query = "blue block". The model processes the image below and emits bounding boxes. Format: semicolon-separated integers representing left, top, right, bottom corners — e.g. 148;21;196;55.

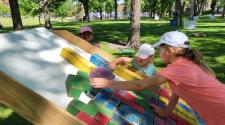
112;113;131;125
101;88;113;95
90;54;109;68
142;110;154;125
95;92;110;104
117;103;144;125
106;96;120;110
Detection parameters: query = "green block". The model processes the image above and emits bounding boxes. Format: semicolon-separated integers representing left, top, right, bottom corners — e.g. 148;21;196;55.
66;72;92;98
66;99;86;115
84;100;114;118
108;120;119;125
68;89;82;99
66;104;80;115
77;71;90;79
135;98;152;113
83;102;98;117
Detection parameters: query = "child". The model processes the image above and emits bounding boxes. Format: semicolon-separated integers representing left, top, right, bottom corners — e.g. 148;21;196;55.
80;26;100;48
91;31;225;125
108;44;156;77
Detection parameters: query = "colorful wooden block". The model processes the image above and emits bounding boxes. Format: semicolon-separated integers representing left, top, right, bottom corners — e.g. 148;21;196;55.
76;111;103;125
112;113;131;125
94;112;111;125
106;96;121;110
61;47;96;73
89;67;115;80
90;53;109;68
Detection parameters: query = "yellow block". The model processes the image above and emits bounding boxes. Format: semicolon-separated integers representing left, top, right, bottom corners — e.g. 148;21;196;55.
160;96;199;125
114;65;143;80
61;47;96;73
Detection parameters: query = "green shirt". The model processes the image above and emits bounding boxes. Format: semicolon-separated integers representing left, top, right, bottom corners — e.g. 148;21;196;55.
131;59;157;76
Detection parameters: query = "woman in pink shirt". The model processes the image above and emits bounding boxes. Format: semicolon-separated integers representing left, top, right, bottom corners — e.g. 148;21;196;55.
91;31;225;125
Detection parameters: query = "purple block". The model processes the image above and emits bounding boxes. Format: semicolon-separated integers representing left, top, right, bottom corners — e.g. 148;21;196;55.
89;67;115;80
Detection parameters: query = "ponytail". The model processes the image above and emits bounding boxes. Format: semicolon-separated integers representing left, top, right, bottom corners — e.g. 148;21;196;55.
183;48;216;77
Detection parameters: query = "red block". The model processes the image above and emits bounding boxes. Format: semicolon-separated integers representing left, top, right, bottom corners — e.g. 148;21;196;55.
114;90;137;101
113;93;144;113
94;112;110;125
76;111;103;125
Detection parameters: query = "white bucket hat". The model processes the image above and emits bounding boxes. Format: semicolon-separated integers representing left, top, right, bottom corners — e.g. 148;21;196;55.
153;31;189;48
136;44;155;59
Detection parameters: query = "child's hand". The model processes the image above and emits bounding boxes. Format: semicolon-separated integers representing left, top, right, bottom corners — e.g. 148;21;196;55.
108;62;117;70
90;78;112;88
150;104;168;117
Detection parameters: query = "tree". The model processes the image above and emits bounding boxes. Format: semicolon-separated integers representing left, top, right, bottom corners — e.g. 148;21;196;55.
127;0;141;48
210;0;216;15
105;0;113;19
124;0;131;18
189;0;194;19
19;0;42;25
78;0;90;21
218;0;225;18
43;0;52;29
0;2;10;16
9;0;23;30
114;0;118;19
54;0;73;23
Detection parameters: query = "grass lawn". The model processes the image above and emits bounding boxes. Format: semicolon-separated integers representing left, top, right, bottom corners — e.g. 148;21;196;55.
0;16;224;124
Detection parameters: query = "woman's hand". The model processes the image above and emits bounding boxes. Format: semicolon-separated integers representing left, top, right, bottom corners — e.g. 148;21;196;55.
90;78;112;88
108;62;117;70
150;104;168;117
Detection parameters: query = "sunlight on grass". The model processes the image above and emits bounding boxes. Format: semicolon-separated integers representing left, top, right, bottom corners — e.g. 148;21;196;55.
0;106;13;119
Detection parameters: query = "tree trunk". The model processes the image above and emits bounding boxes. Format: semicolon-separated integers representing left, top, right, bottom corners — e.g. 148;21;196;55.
99;7;103;20
179;1;185;25
152;0;157;18
43;0;52;29
114;0;118;19
174;0;181;26
210;0;216;15
222;6;225;18
38;13;41;25
61;18;64;24
168;3;173;18
83;0;90;21
127;0;141;48
9;0;23;30
189;0;194;19
199;0;204;16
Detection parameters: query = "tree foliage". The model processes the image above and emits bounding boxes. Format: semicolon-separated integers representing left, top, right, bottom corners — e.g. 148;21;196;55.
0;2;10;16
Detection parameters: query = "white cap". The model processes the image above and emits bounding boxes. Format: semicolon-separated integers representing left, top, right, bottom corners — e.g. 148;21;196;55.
80;26;93;33
153;31;189;48
136;44;155;59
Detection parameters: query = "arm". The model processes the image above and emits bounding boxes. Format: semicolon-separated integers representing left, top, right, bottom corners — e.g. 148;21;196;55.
108;57;132;70
91;73;168;91
150;92;179;117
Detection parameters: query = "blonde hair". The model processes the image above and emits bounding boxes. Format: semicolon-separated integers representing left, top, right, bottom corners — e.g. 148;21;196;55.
163;44;216;77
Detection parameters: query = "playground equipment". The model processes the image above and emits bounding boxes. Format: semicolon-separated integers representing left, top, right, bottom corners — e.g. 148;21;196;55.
57;30;204;125
0;28;204;125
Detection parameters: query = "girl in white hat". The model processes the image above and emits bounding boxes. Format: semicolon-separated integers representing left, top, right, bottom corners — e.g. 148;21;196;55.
108;44;156;77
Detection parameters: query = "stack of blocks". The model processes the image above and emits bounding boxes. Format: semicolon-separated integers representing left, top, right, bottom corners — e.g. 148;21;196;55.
64;52;202;125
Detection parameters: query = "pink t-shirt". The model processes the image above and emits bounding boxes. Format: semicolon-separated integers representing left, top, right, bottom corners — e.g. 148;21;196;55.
159;59;225;125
